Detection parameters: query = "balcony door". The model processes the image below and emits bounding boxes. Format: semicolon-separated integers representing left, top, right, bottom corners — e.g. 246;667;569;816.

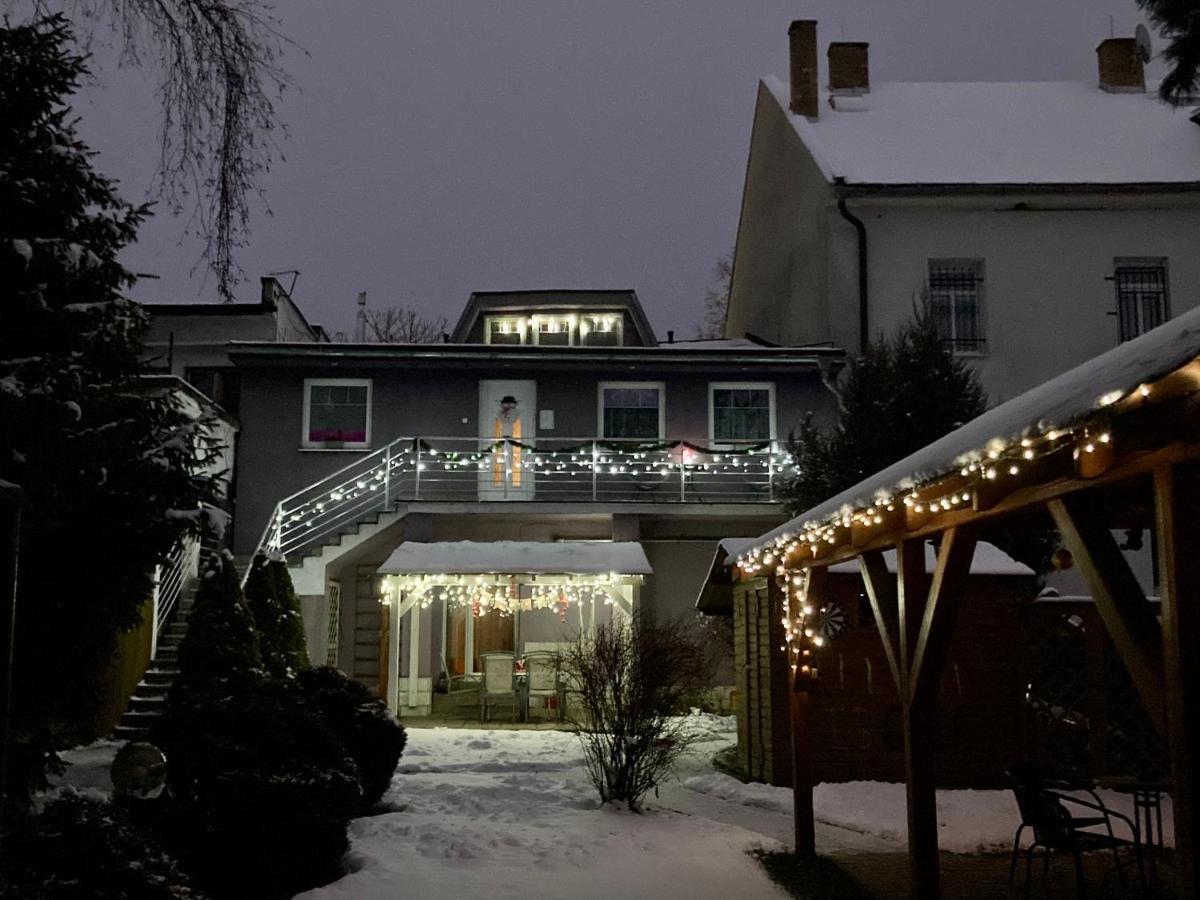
478;380;536;500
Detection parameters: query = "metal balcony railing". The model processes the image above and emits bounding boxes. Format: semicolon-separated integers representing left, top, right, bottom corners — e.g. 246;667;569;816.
254;435;794;561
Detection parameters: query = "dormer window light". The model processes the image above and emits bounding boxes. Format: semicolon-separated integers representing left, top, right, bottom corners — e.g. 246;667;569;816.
487;316;526;345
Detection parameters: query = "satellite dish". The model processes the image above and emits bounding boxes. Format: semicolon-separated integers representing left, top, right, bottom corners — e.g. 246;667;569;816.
1135;23;1153;64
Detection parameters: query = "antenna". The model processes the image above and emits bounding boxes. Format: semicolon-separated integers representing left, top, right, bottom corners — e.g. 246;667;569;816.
266;269;300;295
355;291;367;342
1135;23;1153;64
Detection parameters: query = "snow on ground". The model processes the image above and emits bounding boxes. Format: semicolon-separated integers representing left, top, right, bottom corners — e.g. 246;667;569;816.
299;717;789;900
683;774;1175;854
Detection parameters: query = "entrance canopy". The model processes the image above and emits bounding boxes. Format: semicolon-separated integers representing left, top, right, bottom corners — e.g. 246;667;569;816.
378;540;652;578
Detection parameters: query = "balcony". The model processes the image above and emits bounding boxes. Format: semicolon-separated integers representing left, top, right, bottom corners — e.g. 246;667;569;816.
260;436;793;559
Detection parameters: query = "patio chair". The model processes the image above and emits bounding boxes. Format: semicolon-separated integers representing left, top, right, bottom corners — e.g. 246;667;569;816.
523;651;563;722
1006;766;1146;898
479;652;518;723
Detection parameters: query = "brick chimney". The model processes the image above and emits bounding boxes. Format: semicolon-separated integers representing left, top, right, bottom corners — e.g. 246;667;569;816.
1096;37;1145;93
828;42;869;95
788;20;818;118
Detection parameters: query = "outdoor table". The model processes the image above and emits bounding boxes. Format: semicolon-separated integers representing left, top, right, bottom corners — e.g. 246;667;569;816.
1096;776;1169;888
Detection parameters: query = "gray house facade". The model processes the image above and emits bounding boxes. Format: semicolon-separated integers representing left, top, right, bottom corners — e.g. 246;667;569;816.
225;289;844;714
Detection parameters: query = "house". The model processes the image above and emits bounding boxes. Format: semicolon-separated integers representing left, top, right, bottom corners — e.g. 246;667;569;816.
224;289;844;714
142;275;328;416
697;537;1036;786
726;21;1200;403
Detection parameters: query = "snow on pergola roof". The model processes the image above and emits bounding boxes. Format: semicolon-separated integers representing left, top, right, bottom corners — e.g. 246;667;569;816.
763;78;1200;187
377;541;653;577
741;303;1200;566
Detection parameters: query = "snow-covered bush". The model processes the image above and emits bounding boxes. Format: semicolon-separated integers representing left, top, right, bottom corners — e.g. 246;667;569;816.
562;616;713;812
155;678;360;899
243;553;309;679
0;795;205;899
296;666;408;809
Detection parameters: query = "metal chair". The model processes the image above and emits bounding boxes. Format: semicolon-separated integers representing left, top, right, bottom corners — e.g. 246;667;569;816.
478;651;517;723
1007;766;1146;898
523;651;562;722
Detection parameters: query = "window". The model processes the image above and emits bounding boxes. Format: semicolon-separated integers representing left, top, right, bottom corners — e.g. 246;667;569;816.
486;316;526;345
303;379;371;448
1113;258;1170;342
598;383;664;440
709;383;775;443
927;259;985;354
533;314;573;346
580;313;623;346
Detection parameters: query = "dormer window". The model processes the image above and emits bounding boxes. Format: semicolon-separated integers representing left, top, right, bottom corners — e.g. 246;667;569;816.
533;314;574;346
580;313;622;346
486;316;526;345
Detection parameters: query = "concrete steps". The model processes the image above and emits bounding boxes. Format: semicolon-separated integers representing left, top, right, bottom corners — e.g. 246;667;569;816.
112;581;198;741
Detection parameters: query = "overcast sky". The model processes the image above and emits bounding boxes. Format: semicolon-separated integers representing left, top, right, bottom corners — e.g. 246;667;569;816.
51;0;1157;337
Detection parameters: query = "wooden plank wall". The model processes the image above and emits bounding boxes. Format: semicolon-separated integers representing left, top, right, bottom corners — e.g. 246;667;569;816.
94;597;153;735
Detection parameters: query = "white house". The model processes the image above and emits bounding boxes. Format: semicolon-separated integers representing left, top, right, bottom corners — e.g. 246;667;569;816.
727;20;1200;403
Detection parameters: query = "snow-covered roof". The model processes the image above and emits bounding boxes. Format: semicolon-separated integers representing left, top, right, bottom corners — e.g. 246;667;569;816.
377;541;653;576
763;77;1200;186
825;540;1032;576
660;338;766;350
743;302;1200;563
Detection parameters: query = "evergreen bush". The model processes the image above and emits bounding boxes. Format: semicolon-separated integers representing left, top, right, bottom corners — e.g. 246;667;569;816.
0;795;204;899
173;552;260;697
244;554;308;679
296;666;407;809
155;679;360;900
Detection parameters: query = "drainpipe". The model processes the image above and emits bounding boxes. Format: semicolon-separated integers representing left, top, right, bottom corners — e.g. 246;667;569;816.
837;198;869;354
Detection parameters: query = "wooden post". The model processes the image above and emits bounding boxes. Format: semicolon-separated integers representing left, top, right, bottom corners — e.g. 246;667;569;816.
898;528;977;900
789;567;825;858
1154;464;1200;899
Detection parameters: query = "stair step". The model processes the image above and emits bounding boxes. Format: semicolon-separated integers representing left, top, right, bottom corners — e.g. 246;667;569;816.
143;669;178;685
119;710;163;725
112;725;150;741
128;695;167;711
135;680;171;697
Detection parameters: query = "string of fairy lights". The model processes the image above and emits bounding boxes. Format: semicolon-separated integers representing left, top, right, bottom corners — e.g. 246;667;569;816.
378;573;632;622
270;439;795;548
737;380;1159;579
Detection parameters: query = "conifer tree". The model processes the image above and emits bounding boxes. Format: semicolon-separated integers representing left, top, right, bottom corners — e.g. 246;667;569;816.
0;16;222;800
175;553;261;694
245;554;308;679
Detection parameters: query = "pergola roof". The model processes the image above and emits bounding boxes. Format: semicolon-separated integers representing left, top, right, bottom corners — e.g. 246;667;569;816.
377;541;653;577
742;303;1200;568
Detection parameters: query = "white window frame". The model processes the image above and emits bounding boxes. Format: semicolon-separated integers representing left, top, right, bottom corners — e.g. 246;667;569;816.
708;382;776;446
926;258;987;357
597;381;666;441
530;313;577;346
484;315;528;345
579;312;624;346
302;378;373;450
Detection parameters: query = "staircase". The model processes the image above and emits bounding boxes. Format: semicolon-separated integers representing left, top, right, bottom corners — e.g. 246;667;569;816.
112;579;197;741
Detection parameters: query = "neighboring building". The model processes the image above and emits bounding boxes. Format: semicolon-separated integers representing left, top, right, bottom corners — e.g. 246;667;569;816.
142;275;328;416
225;289;845;713
698;539;1036;785
727;21;1200;403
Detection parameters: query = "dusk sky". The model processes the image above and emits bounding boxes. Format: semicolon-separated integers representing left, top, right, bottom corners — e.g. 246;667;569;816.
57;0;1157;338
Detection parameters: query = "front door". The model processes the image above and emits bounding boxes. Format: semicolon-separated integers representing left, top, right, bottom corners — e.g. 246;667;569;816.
478;380;536;500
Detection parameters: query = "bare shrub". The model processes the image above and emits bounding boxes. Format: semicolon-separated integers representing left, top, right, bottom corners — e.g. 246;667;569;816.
562;615;713;812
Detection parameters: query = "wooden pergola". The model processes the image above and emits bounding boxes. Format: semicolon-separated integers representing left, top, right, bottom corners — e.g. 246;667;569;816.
736;309;1200;899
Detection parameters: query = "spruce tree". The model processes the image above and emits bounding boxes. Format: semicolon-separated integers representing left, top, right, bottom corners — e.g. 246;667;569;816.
245;554;309;679
0;16;222;800
175;553;261;695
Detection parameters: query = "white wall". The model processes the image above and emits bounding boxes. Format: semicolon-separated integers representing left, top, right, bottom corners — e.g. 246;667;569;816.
853;198;1200;402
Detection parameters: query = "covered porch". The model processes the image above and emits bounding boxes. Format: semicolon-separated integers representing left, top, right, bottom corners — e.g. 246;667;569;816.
376;540;651;717
736;307;1200;898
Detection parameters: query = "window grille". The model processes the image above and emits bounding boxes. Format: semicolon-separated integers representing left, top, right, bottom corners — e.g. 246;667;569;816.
927;260;985;354
1113;260;1169;343
326;581;341;667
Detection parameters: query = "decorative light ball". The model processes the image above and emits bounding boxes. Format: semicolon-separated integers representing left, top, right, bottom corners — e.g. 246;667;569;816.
111;741;168;800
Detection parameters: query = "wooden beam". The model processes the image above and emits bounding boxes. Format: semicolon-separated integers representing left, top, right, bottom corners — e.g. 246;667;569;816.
908;527;977;706
1048;495;1165;730
896;539;928;688
859;551;903;696
903;699;940;900
787;570;822;858
1154;463;1200;898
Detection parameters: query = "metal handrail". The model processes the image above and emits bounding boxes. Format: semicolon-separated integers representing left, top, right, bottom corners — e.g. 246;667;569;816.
252;435;794;563
151;533;200;659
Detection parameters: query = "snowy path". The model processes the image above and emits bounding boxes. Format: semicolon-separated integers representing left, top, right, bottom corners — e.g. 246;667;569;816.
297;719;790;900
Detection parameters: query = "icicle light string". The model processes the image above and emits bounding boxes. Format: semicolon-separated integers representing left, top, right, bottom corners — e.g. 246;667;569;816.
378;574;627;617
